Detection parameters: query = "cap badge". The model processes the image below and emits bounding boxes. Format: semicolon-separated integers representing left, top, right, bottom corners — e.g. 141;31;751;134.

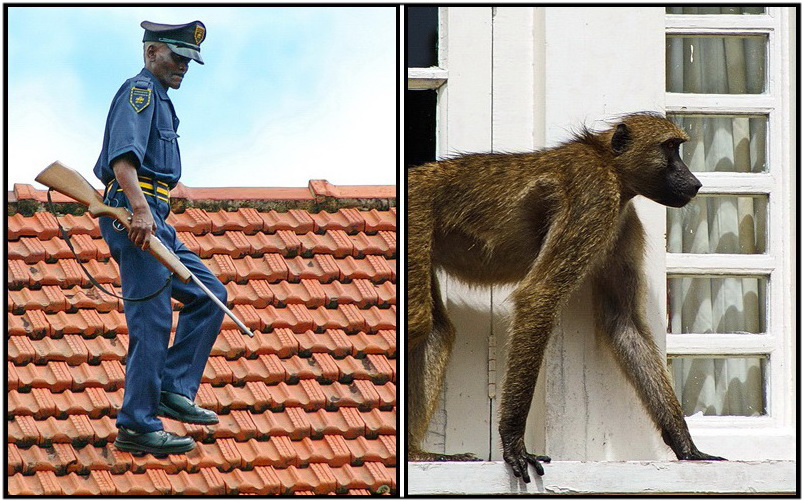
194;24;205;45
129;86;152;113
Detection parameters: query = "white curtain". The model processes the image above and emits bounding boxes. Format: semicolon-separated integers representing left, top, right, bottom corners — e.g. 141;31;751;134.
665;29;767;416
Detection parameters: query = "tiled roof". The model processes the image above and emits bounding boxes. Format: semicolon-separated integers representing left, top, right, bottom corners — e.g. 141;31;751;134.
7;181;397;496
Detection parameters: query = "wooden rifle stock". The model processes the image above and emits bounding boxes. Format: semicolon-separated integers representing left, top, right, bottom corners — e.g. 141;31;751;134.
35;161;193;283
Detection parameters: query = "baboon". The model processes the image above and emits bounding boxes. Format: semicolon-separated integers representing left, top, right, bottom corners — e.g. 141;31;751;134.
407;112;726;482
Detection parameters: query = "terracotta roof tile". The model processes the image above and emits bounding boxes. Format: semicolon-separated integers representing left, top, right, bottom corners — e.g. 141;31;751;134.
260;208;315;233
8;362;21;392
8;444;23;476
310;208;363;234
58;212;102;237
7;211;60;240
7;415;41;448
8;182;396;494
169;207;213;234
8;335;37;365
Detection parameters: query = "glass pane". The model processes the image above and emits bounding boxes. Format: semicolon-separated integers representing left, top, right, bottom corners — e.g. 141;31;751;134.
666;7;765;14
669;114;767;173
407;6;439;68
666;35;767;93
667;276;767;334
405;89;437;167
667;195;768;254
668;356;766;416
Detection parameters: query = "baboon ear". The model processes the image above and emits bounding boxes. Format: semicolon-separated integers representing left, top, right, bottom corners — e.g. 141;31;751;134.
611;123;631;155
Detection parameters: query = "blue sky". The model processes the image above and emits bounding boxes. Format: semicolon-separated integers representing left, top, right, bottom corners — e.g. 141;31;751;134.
7;6;398;190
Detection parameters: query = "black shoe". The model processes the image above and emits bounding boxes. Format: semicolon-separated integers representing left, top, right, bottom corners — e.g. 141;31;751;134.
114;427;195;456
157;391;219;424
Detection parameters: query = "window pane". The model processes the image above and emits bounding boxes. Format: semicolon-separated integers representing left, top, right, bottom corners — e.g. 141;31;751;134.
667;195;768;254
666;7;765;14
669;114;767;173
407;6;439;68
667;276;767;334
666;35;767;93
405;89;437;167
668;356;766;416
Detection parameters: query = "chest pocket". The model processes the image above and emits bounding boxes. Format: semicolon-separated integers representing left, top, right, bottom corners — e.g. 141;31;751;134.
157;128;180;171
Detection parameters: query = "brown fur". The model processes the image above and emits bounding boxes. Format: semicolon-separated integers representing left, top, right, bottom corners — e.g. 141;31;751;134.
407;113;723;482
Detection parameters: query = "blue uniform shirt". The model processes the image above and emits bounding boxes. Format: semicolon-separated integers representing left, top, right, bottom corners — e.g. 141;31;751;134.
94;68;181;188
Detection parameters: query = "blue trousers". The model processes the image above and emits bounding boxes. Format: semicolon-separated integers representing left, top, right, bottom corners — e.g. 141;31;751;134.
100;183;227;432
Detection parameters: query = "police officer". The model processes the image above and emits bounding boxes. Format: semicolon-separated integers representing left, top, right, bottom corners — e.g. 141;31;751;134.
94;20;226;455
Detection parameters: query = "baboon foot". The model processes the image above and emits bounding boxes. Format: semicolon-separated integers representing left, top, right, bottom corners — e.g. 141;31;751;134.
502;439;551;483
409;450;483;462
679;450;726;462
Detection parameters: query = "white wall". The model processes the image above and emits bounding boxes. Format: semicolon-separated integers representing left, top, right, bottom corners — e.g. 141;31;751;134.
540;6;671;461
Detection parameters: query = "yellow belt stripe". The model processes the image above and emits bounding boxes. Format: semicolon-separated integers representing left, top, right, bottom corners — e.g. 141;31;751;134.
108;179;170;201
137;175;168;186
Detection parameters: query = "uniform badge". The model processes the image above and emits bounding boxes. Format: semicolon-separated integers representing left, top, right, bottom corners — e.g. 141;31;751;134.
129;86;152;113
194;24;205;44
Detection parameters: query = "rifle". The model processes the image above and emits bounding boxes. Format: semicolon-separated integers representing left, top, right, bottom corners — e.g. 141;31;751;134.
35;161;255;337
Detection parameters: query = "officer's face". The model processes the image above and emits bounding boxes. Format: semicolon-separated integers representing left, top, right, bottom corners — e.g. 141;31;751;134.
148;44;190;90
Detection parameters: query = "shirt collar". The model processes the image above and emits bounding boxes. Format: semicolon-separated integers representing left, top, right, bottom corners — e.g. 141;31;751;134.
137;67;170;100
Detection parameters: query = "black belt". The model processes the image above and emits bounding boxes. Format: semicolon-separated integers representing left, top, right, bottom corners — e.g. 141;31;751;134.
106;176;170;202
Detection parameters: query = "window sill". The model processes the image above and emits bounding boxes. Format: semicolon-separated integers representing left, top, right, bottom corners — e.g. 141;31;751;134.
407;460;796;495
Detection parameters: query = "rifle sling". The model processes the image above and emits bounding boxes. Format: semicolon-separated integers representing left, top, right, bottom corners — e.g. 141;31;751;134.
46;188;172;302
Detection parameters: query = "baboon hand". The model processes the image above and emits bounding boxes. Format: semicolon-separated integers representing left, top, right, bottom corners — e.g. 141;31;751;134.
502;437;551;483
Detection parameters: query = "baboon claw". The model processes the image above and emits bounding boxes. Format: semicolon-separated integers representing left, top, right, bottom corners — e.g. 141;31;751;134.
504;449;550;483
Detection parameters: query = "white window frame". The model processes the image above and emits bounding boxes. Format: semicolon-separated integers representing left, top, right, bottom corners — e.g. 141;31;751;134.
664;7;795;460
407;6;497;459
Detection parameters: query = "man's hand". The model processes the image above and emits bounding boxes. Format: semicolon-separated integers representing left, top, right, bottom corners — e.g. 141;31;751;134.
128;206;157;250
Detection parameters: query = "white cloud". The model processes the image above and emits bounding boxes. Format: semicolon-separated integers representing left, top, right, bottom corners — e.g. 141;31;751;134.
8;71;106;189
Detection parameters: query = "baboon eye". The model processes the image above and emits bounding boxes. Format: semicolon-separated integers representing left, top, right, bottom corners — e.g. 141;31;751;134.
663;139;681;151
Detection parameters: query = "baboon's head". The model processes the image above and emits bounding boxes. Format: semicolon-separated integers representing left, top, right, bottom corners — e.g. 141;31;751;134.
608;113;702;208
